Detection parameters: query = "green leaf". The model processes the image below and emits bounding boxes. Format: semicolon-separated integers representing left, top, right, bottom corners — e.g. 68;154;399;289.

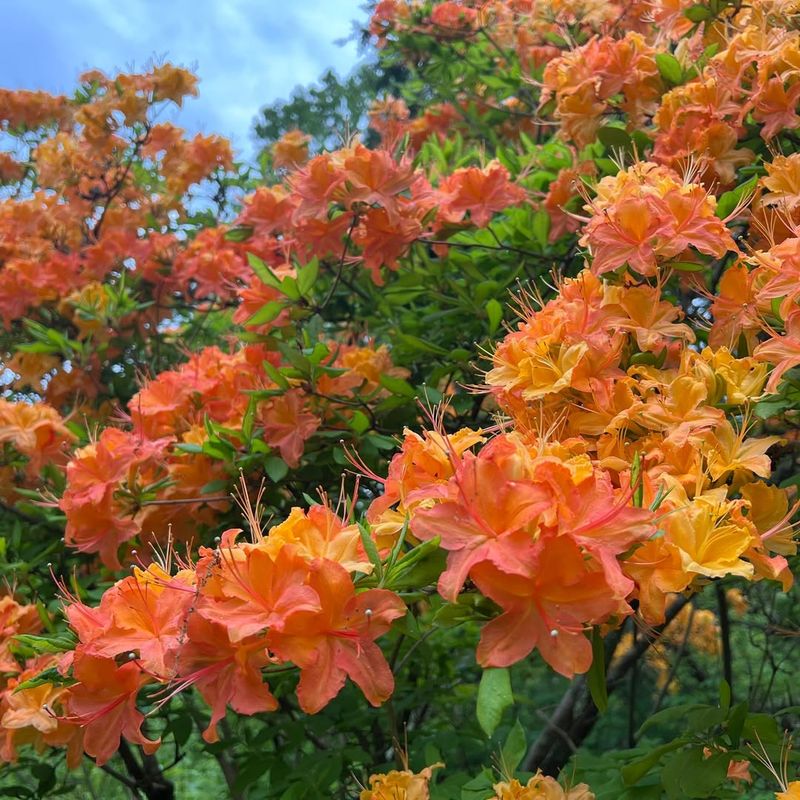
597;126;632;152
14;666;76;693
349;409;371;435
201;479;229;495
719;679;731;714
264;456;289;483
245;300;285;327
224;225;254;242
621;739;689;786
587;627;608;712
396;334;448;355
715;175;758;219
486;298;503;334
262;359;290;390
637;704;709;737
379;374;417;397
477;667;513;737
384;537;445;590
12;632;77;656
460;774;495;800
241;396;256;442
247;253;283;289
501;719;527;774
661;748;728;799
655;53;683;85
531;209;551;249
358;521;383;582
684;4;712;22
297;257;319;297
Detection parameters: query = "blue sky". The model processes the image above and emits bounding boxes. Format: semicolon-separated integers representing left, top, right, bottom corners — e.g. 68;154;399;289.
1;0;366;157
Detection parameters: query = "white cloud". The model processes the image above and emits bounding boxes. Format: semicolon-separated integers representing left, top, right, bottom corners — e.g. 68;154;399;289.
1;0;364;156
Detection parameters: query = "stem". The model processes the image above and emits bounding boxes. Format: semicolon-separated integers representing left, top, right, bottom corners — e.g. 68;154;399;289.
627;623;638;748
183;695;244;800
117;741;174;800
716;583;734;701
418;237;548;261
523;594;693;776
651;604;696;717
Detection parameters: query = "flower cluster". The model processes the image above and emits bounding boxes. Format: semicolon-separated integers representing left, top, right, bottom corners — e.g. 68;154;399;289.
2;503;405;766
57;339;409;568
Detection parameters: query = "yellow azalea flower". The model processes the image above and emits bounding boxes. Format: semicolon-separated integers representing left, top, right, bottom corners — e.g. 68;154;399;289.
488;338;588;401
665;500;756;580
1;680;64;735
761;153;800;210
360;763;443;800
777;782;800;799
704;421;782;484
490;772;594;799
740;481;797;556
701;347;769;404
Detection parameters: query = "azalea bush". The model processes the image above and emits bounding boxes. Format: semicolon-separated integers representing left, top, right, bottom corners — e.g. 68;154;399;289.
2;0;800;798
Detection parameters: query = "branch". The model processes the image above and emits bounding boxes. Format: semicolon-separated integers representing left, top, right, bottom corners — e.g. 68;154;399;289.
716;583;734;700
523;594;694;776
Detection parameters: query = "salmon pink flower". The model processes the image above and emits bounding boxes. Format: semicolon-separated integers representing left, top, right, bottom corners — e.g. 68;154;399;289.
267;558;405;713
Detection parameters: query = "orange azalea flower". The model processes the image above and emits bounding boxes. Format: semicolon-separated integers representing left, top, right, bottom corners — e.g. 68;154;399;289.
259;389;320;468
366;426;486;520
753;77;800;140
64;653;159;766
200;537;320;643
726;758;752;787
471;535;631;677
0;397;75;477
340;144;418;223
755;311;800;393
410;442;554;601
80;564;195;675
438;162;527;227
353;206;422;283
267;557;405;713
290;153;347;221
709;262;763;350
740;481;797;556
431;2;478;31
0;596;42;673
762;153;800;210
0;656;83;768
59;428;173;568
272;129;311;169
169;614;277;743
703;420;782;485
662;496;757;580
581;163;736;277
623;537;693;624
238;185;297;233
